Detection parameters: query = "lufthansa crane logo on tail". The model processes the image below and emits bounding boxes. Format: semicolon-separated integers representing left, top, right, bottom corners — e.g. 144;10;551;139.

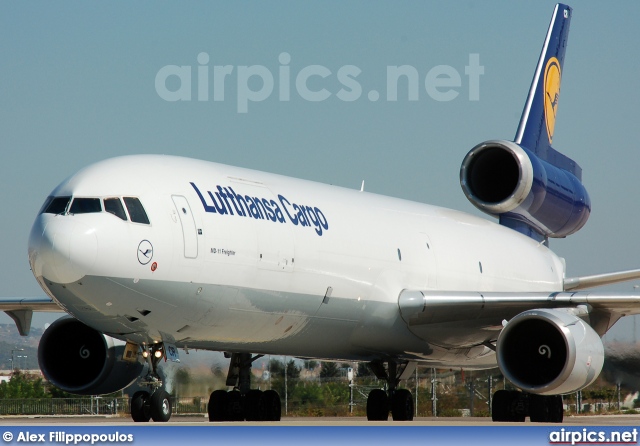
544;56;561;144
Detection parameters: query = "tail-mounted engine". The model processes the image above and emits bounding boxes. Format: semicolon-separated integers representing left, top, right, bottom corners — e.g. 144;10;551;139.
460;140;590;238
38;317;144;395
496;308;604;395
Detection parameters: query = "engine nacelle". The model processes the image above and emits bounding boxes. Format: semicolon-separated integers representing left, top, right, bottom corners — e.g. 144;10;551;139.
497;309;604;395
38;317;144;395
460;140;590;238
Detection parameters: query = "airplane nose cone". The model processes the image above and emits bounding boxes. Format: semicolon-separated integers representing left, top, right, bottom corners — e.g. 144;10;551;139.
29;217;97;284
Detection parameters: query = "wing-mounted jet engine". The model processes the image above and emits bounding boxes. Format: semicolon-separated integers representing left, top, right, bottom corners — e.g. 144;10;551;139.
38;317;144;395
497;308;604;395
37;317;173;422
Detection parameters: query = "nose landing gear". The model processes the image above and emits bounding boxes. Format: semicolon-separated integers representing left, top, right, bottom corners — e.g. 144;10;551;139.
130;343;173;422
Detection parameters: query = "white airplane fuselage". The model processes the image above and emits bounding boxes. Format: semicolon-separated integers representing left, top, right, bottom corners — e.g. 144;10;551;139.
28;154;564;368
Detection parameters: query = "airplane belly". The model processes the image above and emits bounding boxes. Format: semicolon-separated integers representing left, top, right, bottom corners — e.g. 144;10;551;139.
38;271;503;371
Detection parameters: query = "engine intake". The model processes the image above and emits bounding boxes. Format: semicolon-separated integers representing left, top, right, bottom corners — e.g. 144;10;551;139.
496;309;604;395
38;317;144;395
460;140;590;238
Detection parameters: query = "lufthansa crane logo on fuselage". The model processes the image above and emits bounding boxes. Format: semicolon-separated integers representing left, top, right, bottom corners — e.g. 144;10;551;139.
137;240;154;265
543;56;561;144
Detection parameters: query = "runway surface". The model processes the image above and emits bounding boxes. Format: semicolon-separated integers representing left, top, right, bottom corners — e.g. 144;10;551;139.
2;415;640;426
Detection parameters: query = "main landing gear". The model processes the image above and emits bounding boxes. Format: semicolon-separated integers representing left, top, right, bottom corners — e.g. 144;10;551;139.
491;390;563;423
207;353;282;422
365;360;416;421
130;343;172;422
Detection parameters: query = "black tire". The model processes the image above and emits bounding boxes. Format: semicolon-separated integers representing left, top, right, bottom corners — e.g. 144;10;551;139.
529;394;563;423
259;390;281;421
510;391;526;422
492;390;510;422
208;390;228;422
548;395;564;423
244;389;263;421
227;390;244;421
391;389;414;421
366;389;388;421
130;391;151;422
529;394;548;422
149;389;172;422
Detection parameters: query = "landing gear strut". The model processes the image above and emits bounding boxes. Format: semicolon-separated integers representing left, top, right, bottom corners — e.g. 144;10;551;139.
207;352;281;422
491;390;563;423
130;343;172;422
365;360;416;421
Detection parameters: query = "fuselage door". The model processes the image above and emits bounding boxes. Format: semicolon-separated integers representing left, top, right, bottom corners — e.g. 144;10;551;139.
172;195;198;259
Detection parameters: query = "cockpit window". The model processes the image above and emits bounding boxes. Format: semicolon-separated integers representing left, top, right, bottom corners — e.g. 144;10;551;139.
123;197;150;224
104;198;127;221
69;198;102;214
41;196;71;215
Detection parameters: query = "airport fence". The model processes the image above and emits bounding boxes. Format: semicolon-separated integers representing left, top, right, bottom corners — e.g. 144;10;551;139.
0;397;128;416
0;397;210;416
0;371;632;417
0;397;213;416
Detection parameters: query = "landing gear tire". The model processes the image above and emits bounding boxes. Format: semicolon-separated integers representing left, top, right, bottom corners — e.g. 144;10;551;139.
259;389;282;421
391;389;414;421
207;389;281;421
492;390;525;422
548;395;563;423
244;389;263;421
227;390;244;421
530;394;563;423
150;389;172;422
529;394;547;422
208;390;228;422
131;391;151;422
492;390;510;422
366;389;389;421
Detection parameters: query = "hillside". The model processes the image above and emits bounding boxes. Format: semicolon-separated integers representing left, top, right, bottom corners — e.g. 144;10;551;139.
0;324;43;371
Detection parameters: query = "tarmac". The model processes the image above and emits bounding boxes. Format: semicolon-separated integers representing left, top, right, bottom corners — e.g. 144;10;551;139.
1;414;640;426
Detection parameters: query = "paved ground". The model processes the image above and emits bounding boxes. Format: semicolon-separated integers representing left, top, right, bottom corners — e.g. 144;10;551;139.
2;414;640;426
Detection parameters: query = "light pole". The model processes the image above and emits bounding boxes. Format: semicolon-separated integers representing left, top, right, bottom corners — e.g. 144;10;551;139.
284;356;288;416
347;367;354;414
431;368;438;417
10;348;24;372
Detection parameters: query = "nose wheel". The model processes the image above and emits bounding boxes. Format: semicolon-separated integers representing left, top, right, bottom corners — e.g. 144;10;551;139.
131;389;172;422
130;391;151;422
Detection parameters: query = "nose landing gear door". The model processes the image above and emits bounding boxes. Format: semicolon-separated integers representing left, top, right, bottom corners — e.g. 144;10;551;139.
172;195;198;259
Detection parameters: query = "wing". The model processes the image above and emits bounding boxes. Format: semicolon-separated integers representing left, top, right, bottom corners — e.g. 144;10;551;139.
0;297;64;336
398;290;640;348
564;268;640;291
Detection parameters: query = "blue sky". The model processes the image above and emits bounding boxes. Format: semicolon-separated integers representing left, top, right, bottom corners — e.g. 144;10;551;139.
2;1;640;333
